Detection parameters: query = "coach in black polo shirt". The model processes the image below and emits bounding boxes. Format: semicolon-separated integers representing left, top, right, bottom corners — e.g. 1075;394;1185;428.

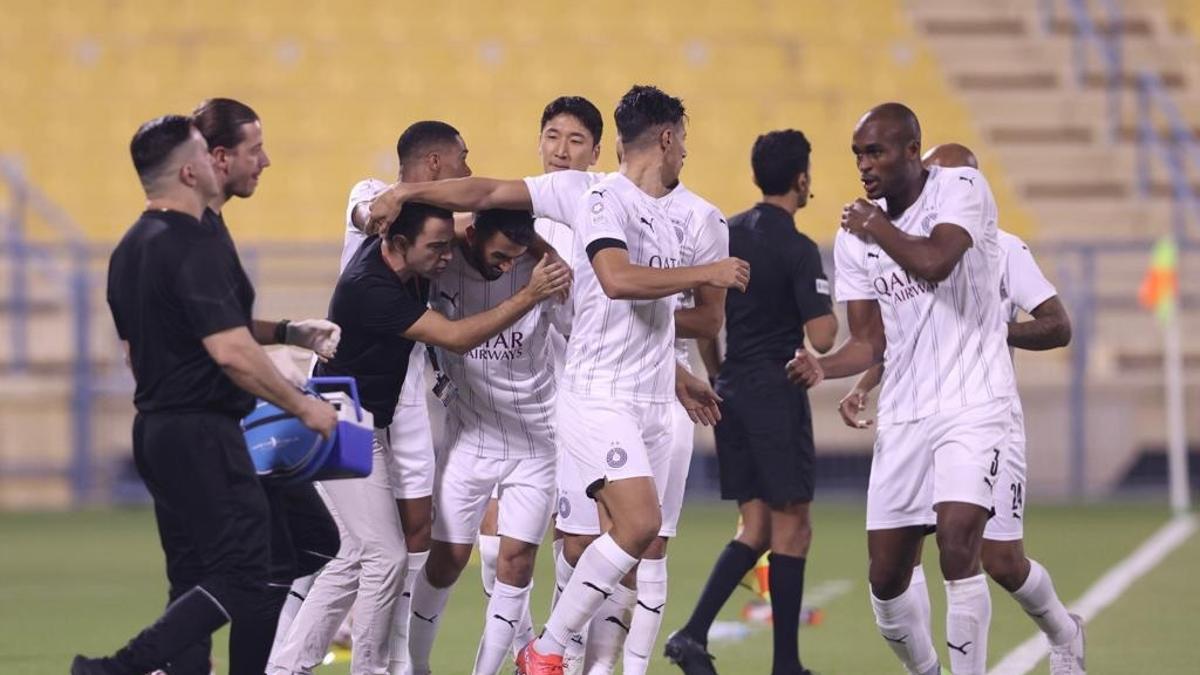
668;130;836;675
269;204;569;674
73;116;337;675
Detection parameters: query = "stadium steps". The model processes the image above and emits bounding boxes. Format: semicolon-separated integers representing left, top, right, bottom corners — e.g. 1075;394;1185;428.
907;0;1200;242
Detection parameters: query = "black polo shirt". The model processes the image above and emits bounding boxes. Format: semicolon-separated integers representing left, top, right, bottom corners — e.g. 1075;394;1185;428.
106;209;256;416
315;236;428;428
724;203;832;367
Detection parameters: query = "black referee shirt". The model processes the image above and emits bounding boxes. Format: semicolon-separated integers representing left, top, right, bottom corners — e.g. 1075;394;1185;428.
724;203;832;367
315;236;428;428
106;209;256;417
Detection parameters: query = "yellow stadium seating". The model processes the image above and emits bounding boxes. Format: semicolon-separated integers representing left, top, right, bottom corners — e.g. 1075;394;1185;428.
0;0;1030;242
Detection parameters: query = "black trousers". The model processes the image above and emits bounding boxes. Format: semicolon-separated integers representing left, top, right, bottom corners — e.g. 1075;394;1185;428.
144;417;341;675
125;411;280;675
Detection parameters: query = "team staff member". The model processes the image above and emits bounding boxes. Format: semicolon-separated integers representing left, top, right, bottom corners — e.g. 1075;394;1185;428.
190;97;343;673
73;115;337;675
668;130;835;675
269;203;570;675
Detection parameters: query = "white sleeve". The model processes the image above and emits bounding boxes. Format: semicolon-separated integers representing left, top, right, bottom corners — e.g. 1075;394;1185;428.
936;168;989;244
833;229;876;302
1005;235;1057;314
345;178;388;230
690;208;729;266
578;186;629;253
523;171;599;227
339;179;388;272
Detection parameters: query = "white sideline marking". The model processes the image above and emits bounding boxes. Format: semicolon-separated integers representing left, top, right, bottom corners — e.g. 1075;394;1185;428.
989;514;1197;675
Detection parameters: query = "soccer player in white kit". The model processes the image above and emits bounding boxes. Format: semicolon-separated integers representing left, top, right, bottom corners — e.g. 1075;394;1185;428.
366;85;748;675
398;208;569;675
787;104;1016;675
268;121;474;675
838;144;1085;675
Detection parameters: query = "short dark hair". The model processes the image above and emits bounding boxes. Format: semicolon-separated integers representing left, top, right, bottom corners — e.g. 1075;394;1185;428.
192;98;259;150
614;85;686;148
864;102;922;146
130;115;196;185
386;202;454;242
472;209;536;247
751;129;812;196
396;121;462;165
541;96;603;145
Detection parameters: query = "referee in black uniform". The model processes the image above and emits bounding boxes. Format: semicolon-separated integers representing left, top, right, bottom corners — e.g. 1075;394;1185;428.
667;130;837;675
73;115;337;675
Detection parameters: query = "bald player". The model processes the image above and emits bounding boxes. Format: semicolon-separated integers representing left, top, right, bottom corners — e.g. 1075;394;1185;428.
839;143;1085;675
788;104;1016;675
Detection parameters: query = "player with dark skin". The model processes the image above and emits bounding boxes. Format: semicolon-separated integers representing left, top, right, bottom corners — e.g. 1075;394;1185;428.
840;143;1071;596
786;106;988;603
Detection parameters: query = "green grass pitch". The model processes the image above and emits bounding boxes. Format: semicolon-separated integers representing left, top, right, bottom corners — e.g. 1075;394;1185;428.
1;501;1194;673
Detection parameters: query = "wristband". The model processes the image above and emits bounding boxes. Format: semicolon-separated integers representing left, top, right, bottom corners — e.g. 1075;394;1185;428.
274;319;291;345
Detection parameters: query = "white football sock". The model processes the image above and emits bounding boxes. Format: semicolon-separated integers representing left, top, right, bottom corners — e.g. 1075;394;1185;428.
1010;559;1075;645
389;549;428;675
553;548;587;661
622;557;668;675
478;534;501;597
535;534;637;656
910;564;932;632
406;567;452;675
871;583;939;675
550;537;565;608
270;573;315;659
512;591;535;657
475;580;532;675
945;574;990;675
582;582;636;675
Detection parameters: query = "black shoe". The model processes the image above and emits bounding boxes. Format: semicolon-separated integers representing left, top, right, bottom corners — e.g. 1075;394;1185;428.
70;656;126;675
664;630;718;675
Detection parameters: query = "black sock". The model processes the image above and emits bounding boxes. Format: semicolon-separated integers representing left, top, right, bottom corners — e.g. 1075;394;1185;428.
681;540;760;645
768;553;807;675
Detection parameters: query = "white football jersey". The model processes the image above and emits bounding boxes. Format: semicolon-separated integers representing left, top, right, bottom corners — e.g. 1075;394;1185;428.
429;248;569;459
535;216;577;377
343;178;427;406
662;183;728;370
557;172;682;403
834;166;1016;425
997;230;1057;326
524;170;608;225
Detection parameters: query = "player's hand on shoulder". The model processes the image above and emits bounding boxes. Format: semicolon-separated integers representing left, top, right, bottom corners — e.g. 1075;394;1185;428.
366;183;407;235
786;348;824;388
523;254;572;302
675;368;723;426
841;198;886;241
286;319;341;361
705;257;750;292
298;396;338;440
838;387;874;429
543;245;574;302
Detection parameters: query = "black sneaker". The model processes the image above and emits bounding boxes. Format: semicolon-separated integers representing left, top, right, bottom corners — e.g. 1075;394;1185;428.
664;630;718;675
70;656;125;675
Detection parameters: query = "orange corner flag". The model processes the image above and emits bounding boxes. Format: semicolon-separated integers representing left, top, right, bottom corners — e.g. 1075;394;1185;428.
1138;237;1178;323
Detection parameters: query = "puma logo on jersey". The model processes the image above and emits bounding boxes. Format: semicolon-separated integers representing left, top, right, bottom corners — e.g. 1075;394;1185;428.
440;291;459;309
639;216;655;231
413;611;438;624
959;175;975;186
867;252;880;259
582;581;613;600
883;634;909;644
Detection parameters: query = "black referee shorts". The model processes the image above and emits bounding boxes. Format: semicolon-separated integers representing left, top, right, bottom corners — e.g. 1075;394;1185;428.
713;361;816;507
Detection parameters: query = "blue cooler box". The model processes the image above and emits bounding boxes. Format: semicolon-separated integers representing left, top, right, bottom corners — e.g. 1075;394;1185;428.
242;376;374;484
